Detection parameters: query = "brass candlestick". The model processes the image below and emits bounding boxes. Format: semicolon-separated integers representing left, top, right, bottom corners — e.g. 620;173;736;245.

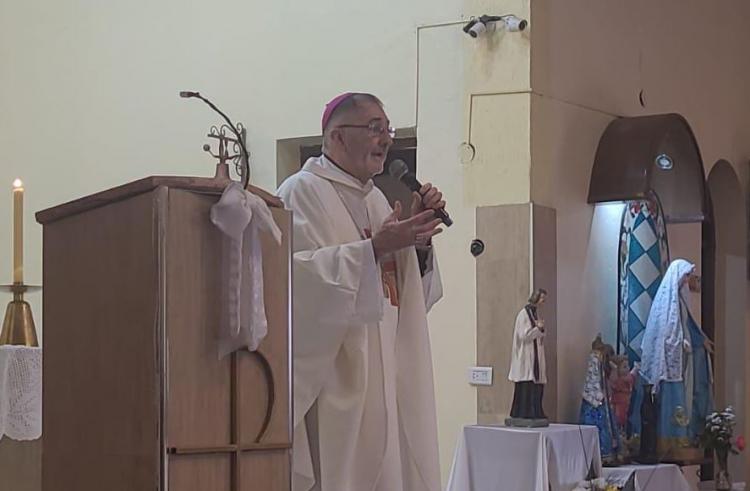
0;283;41;346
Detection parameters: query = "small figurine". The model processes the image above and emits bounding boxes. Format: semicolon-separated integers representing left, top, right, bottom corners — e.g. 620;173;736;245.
579;336;620;464
507;288;549;427
609;355;638;433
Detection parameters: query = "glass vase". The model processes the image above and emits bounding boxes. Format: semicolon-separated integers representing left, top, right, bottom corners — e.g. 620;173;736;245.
715;447;731;491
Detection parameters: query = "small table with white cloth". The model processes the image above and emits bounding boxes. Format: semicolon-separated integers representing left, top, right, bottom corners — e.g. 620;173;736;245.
601;463;691;491
0;345;42;441
446;423;602;491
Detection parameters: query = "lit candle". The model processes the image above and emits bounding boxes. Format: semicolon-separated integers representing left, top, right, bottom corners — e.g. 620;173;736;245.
12;179;23;284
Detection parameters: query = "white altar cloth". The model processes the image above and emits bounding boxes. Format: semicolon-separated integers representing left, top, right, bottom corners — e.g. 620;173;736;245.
446;424;602;491
0;346;42;441
602;463;691;491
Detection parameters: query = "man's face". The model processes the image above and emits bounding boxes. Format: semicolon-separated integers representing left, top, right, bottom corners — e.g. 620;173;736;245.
338;101;393;179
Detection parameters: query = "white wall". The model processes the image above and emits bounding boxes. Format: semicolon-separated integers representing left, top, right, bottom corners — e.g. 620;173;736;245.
588;203;625;349
0;0;459;293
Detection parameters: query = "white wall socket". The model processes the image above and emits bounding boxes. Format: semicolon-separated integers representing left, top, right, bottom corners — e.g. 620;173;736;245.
468;366;493;386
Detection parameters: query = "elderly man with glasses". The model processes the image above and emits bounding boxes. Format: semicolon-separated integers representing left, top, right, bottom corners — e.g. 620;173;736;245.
277;93;446;491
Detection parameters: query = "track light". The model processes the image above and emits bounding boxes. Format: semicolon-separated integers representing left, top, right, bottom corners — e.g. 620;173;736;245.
463;14;528;38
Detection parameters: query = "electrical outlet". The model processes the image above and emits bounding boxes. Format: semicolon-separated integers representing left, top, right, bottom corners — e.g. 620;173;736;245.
468;366;493;386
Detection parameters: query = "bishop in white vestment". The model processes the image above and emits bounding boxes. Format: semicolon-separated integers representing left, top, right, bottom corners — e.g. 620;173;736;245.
277;93;445;491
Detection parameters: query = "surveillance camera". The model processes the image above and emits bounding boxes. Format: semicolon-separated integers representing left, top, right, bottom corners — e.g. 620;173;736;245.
463;19;487;38
462;19;476;35
464;14;528;38
470;239;485;257
502;15;527;32
467;20;487;38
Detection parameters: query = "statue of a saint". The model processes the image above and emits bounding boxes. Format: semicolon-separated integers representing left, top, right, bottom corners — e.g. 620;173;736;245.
506;288;549;427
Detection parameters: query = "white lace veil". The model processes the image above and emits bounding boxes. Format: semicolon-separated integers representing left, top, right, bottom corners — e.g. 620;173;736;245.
639;258;695;391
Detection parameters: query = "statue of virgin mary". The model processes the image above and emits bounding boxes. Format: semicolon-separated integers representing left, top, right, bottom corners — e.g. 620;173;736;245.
638;258;713;458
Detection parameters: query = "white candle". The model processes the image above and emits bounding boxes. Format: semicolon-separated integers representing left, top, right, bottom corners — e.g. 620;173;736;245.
12;179;23;284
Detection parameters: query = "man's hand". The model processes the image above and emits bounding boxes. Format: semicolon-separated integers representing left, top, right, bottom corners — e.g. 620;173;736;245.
372;201;443;260
410;182;446;216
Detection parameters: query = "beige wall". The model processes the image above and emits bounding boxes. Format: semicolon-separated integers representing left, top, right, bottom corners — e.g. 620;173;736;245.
462;0;531;207
529;2;750;436
530;1;750;182
707;161;747;481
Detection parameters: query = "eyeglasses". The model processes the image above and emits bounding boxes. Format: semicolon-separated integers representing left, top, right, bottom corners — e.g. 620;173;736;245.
337;120;396;138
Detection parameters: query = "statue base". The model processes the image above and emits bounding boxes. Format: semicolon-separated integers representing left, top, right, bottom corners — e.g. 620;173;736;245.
504;417;549;428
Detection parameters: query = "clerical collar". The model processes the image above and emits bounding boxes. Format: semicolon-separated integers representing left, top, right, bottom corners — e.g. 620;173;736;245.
322;154;372;186
323;153;360;180
306;154;374;193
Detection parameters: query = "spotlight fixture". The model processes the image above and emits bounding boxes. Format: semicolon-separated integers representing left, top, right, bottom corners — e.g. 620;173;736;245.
655;153;674;170
463;14;528;38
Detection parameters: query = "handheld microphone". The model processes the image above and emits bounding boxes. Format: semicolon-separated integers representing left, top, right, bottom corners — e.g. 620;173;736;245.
388;159;453;227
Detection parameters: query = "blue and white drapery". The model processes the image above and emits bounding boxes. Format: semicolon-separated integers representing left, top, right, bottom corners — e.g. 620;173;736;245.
618;198;670;364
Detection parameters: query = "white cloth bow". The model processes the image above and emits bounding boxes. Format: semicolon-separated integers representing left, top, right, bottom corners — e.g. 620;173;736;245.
210;183;282;358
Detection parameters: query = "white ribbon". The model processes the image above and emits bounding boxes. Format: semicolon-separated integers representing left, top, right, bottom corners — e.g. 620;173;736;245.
210;182;282;358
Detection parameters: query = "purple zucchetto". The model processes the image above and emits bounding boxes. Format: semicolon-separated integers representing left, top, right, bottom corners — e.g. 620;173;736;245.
321;92;354;132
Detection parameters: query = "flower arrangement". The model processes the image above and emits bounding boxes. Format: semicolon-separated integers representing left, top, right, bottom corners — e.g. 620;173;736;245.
702;406;744;454
701;406;744;490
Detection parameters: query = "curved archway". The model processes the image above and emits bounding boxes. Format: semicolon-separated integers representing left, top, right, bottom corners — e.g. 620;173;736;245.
706;159;747;481
588;113;707;223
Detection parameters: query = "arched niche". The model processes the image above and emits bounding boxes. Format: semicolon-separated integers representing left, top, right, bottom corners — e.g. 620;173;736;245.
588;114;709;358
588;113;707;223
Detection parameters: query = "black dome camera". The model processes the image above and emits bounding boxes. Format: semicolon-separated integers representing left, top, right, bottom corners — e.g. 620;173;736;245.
470;239;485;257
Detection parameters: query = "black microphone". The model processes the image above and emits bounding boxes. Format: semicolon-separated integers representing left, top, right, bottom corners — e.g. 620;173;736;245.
388;159;453;227
179;91;200;98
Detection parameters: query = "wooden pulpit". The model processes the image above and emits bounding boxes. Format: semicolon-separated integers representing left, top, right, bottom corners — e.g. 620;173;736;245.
35;173;291;491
